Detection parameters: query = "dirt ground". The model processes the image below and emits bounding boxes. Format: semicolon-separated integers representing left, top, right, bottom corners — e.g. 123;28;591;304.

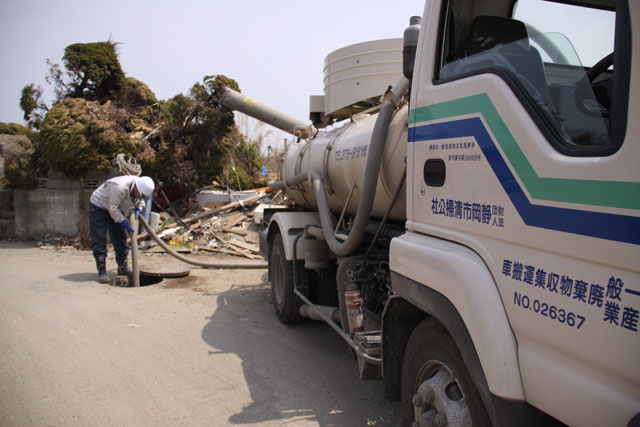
0;240;401;427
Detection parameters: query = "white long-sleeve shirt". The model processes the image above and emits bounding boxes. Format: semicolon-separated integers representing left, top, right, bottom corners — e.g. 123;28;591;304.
90;175;145;223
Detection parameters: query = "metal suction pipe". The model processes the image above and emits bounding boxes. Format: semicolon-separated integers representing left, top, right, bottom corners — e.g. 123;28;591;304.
138;215;267;269
215;86;316;139
130;212;140;287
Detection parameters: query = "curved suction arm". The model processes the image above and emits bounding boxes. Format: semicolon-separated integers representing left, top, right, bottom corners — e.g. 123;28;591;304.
270;77;410;257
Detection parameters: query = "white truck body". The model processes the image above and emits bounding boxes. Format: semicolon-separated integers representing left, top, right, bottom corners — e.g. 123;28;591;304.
227;0;640;425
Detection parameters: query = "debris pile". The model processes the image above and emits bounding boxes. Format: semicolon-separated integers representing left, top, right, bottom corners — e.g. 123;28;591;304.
37;234;83;251
138;189;284;260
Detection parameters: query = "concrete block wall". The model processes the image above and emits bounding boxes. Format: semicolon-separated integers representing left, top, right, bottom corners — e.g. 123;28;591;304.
13;189;92;238
0;189;15;238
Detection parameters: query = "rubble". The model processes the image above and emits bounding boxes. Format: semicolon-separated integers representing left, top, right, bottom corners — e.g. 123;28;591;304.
37;233;83;251
138;189;284;260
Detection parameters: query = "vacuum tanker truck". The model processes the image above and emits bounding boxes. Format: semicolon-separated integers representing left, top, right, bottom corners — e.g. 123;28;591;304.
215;0;640;425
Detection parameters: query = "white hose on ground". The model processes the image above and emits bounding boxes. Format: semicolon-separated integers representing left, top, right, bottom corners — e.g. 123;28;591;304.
138;215;267;269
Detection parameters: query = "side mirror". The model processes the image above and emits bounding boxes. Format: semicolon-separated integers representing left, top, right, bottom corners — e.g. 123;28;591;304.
403;16;422;80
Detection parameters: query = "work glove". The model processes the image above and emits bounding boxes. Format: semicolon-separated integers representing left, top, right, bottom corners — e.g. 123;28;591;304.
121;219;135;234
135;208;142;219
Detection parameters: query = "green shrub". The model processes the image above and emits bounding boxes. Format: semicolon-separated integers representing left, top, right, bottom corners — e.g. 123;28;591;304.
39;98;136;177
117;77;158;109
4;158;37;189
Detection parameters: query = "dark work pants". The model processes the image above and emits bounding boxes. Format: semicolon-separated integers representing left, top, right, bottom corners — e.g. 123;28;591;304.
89;203;129;270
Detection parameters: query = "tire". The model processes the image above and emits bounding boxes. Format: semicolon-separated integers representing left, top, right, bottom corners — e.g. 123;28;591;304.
401;318;490;427
269;232;304;324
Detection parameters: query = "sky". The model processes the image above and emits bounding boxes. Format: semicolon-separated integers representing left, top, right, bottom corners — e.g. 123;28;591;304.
0;0;426;148
0;0;614;150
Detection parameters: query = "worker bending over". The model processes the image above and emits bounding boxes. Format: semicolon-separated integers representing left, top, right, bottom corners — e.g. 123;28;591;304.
89;175;155;283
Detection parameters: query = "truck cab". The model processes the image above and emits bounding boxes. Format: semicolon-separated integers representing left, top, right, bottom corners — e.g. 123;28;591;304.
392;0;639;425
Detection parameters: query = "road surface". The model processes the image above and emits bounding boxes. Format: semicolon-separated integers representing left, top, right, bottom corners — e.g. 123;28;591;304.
0;241;400;426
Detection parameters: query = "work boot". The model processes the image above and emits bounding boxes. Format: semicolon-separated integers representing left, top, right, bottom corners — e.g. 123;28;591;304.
118;262;133;276
97;265;109;283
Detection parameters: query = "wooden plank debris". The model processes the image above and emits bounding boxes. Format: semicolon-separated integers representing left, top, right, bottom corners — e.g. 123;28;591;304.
221;212;247;231
137;192;264;241
226;239;260;253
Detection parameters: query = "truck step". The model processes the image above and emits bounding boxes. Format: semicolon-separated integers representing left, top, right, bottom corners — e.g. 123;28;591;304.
355;331;382;380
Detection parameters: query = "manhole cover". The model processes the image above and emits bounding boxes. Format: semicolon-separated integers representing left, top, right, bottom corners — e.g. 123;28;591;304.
109;264;191;287
139;263;191;278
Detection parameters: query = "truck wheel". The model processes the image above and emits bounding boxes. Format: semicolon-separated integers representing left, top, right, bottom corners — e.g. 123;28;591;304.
401;318;489;427
270;233;304;324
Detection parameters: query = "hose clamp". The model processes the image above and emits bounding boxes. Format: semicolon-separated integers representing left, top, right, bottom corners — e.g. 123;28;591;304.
381;85;403;108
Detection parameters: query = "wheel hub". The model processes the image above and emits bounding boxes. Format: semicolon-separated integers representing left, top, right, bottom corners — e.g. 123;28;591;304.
412;361;471;427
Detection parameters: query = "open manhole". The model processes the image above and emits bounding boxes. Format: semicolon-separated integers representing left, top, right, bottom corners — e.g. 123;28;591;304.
112;263;191;287
139;273;164;286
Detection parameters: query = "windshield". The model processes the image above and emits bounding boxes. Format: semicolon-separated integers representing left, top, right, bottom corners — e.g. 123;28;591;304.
439;28;611;148
513;0;615;67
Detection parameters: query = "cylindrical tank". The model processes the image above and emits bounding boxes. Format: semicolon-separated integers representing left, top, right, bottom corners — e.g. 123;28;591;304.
280;105;408;221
